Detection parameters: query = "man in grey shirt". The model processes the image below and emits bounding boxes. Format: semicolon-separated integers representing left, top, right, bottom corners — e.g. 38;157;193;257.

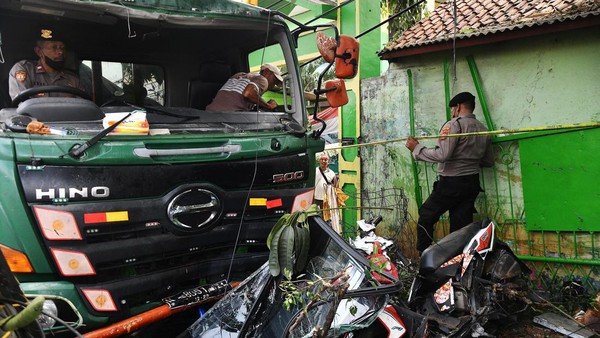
405;92;494;253
206;63;282;112
9;27;83;100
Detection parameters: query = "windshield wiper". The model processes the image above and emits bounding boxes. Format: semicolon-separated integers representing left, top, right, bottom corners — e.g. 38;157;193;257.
66;110;141;159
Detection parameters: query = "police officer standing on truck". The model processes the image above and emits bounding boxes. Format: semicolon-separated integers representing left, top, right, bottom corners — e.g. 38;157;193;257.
405;92;494;254
8;28;83;100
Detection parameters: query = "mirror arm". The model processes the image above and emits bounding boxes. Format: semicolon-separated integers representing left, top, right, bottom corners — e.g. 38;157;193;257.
312;61;335;139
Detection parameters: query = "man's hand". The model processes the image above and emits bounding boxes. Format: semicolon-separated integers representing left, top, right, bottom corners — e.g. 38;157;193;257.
405;136;419;152
266;99;278;110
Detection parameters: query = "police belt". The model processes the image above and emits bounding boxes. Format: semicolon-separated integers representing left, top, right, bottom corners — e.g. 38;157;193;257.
438;174;479;183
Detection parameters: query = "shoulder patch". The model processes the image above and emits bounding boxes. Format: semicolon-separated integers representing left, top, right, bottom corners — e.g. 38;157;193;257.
440;126;450;140
15;71;27;82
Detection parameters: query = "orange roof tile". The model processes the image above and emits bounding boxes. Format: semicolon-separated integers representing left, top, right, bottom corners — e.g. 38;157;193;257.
379;0;600;56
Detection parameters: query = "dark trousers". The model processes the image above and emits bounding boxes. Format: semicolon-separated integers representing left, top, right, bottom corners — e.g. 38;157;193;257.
416;174;482;253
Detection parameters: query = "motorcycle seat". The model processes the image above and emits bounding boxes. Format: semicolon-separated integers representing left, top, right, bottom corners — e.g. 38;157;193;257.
419;220;484;275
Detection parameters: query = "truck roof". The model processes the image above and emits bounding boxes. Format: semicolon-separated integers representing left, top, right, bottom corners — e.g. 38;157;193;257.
4;0;268;17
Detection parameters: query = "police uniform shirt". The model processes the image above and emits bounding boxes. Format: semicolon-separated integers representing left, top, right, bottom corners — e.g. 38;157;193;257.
8;59;83;100
411;113;494;176
205;72;269;112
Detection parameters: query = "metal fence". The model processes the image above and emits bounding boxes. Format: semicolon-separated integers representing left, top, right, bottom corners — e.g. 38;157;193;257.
348;139;600;300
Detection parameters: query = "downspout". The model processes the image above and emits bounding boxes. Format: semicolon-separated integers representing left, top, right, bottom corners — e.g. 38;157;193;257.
407;69;423;207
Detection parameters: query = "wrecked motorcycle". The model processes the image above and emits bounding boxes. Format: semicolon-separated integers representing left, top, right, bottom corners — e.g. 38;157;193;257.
408;218;531;337
177;215;426;338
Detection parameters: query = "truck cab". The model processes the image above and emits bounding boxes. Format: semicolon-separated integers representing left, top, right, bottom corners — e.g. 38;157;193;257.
0;0;353;334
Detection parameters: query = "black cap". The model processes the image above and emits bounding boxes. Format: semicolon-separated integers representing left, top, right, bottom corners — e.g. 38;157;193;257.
449;92;475;107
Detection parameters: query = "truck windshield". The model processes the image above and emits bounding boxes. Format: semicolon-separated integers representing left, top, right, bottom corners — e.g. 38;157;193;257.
2;18;304;136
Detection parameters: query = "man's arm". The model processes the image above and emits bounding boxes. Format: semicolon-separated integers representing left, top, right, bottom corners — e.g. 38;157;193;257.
8;62;33;100
242;84;277;110
407;121;460;163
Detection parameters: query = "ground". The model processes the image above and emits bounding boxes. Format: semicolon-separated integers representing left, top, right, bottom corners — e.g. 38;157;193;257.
497;317;565;338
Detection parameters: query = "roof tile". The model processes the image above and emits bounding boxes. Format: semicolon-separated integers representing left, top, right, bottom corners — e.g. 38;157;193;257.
381;0;600;55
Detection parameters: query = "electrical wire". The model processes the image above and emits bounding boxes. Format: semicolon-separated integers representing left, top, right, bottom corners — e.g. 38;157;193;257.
299;0;427;69
0;297;83;338
452;0;458;86
224;9;274;288
119;1;137;38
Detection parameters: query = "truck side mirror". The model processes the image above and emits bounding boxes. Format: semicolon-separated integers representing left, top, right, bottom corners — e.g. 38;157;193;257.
316;31;336;64
335;35;359;79
324;79;348;108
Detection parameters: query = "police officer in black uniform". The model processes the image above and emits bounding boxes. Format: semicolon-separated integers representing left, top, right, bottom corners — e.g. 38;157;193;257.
405;92;494;254
8;28;83;100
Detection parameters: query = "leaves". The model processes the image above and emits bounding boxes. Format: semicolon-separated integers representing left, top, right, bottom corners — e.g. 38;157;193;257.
349;305;358;316
279;226;295;280
294;223;311;274
268;223;286;277
267;214;290;249
381;0;427;41
267;206;315;279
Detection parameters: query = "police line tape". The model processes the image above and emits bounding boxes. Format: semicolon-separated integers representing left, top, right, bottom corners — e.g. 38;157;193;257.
328;121;600;151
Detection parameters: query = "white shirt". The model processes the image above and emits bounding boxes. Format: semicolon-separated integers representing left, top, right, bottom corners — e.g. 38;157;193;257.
314;167;335;200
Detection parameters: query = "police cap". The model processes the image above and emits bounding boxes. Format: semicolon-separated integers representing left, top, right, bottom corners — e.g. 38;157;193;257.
37;28;64;42
449;92;475;107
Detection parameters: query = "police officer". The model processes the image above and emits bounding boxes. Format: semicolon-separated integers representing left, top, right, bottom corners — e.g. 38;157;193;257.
405;92;494;254
8;28;83;100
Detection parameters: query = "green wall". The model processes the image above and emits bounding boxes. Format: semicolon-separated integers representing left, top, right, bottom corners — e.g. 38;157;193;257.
520;128;600;231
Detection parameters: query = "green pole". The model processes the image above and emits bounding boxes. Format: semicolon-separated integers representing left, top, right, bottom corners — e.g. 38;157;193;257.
407;69;423;207
466;55;495;132
518;255;600;266
444;59;451;121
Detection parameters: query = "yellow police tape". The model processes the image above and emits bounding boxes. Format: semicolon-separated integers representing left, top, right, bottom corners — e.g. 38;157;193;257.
328;121;600;151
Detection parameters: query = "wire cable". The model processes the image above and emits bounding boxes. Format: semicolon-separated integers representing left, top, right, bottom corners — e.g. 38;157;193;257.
452;0;458;86
0;297;83;338
224;9;274;287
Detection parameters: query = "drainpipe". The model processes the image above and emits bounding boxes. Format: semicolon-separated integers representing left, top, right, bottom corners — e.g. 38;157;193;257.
407;69;423;207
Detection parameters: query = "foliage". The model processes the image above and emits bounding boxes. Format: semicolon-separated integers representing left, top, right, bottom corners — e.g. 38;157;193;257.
300;59;336;94
267;205;319;280
122;63;165;102
381;0;427;41
280;270;352;338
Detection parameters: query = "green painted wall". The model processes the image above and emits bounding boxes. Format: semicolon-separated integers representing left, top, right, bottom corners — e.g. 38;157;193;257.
520;128;600;232
361;26;600;236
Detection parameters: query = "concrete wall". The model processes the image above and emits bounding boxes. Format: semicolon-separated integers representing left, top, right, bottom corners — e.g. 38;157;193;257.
360;25;600;258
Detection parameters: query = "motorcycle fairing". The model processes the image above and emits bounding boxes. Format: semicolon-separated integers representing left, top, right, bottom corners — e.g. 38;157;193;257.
433;279;454;312
376;305;408;338
464;220;495;257
419;221;483;275
432;220;496;314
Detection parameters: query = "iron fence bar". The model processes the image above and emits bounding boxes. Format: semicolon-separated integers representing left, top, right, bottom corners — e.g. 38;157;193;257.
444;59;451;120
467;55;496;132
519;255;600;266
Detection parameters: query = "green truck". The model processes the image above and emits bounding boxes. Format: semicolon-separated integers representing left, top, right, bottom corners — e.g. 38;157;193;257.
0;0;355;334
